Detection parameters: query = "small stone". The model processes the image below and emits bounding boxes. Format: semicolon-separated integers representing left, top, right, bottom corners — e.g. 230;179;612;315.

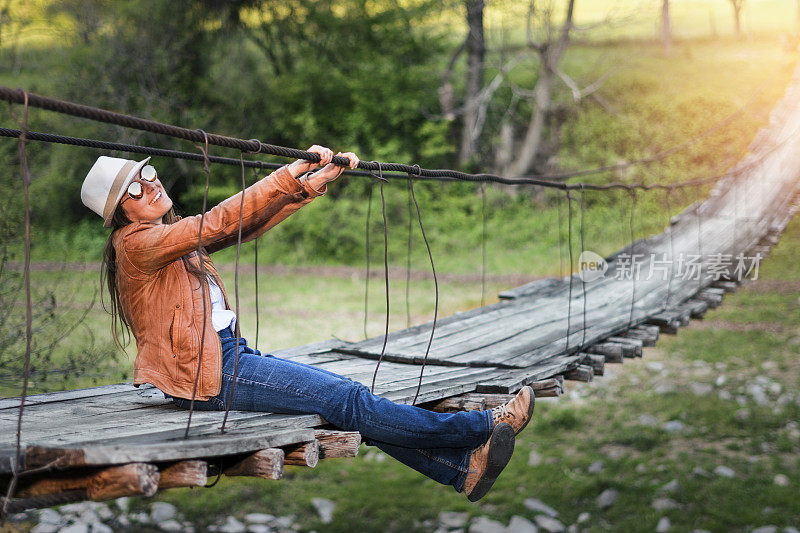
90;523;113;533
247;526;271;533
588;461;605;474
715;375;727;387
748;384;769;406
78;509;100;525
752;527;778;533
576;512;590;524
768;382;782;395
219;516;247;533
115;497;130;513
662;420;684;433
91;503;113;522
524;498;558;517
596;488;618;509
783;527;800;533
654;383;676;395
59;524;89;533
31;524;59;533
735;408;751;421
690;383;713;396
274;516;295;529
468;516;506;533
655;517;671;532
311;498;335;524
246;514;275;524
116;515;131;527
773;474;790;486
714;465;735;478
150;502;178;522
59;503;90;515
566;525;578;533
651;497;679;511
692;530;711;533
692;467;709;477
660;480;681;493
646;362;664;372
129;511;151;524
534;515;565;533
439;511;469;529
718;390;732;401
636;464;648;473
36;508;62;525
528;451;543;466
160;519;185;531
639;414;659;426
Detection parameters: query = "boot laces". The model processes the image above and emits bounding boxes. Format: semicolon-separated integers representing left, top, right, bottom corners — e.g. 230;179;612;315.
492;404;511;422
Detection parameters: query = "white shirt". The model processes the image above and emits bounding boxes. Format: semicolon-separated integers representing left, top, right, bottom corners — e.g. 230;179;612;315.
207;275;236;332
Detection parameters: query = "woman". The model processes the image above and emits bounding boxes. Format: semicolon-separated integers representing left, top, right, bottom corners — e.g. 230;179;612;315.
80;146;534;502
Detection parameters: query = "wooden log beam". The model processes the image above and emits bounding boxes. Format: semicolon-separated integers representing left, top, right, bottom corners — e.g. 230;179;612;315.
586;342;625;362
696;290;723;308
283;440;320;468
563;365;594;382
678;299;709;319
530;376;564;397
579;353;605;376
621;327;659;347
315;430;361;459
606;336;644;357
13;462;159;502
158;460;207;489
223;448;284;480
647;312;681;334
712;280;739;293
428;394;487;413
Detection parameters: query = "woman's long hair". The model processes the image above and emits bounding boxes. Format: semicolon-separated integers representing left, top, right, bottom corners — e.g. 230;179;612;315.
102;205;215;349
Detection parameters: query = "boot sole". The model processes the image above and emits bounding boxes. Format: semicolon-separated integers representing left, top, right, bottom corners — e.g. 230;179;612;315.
466;422;515;502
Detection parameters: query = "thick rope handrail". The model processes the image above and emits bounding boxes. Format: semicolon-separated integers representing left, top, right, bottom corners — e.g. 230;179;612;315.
0;86;770;192
0;125;791;193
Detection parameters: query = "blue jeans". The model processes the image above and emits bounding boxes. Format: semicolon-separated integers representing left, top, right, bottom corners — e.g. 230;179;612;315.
169;328;494;492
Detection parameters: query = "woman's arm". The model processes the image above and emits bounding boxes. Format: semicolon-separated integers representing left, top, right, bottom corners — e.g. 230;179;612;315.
118;147;342;273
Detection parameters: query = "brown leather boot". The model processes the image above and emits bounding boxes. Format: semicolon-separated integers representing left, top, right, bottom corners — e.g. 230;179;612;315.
491;386;535;435
463;422;515;502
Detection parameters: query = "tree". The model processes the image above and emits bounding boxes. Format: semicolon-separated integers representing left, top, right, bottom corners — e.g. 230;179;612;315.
502;0;576;178
661;0;672;54
729;0;744;37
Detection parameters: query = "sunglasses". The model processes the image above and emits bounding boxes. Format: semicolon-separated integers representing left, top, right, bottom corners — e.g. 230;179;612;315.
125;165;158;201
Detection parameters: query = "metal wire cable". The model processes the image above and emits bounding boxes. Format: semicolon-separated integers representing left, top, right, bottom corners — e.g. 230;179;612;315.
220;152;248;432
369;163;390;394
2;91;32;517
409;166;439;406
184;131;212;438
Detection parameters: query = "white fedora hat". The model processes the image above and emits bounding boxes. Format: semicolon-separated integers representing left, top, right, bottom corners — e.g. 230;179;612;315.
81;155;151;228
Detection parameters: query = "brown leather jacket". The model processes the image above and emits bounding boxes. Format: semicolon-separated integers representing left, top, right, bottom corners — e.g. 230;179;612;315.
113;165;324;400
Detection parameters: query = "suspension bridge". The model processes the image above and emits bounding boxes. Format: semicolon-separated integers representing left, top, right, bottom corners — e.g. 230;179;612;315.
0;63;799;514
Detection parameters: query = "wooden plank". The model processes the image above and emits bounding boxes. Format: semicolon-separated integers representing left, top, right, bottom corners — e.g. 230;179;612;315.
21;428;315;470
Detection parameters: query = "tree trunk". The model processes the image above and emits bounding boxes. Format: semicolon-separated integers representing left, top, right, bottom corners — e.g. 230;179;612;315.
504;69;555;178
661;0;672;54
731;1;743;37
503;0;575;178
459;0;486;168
